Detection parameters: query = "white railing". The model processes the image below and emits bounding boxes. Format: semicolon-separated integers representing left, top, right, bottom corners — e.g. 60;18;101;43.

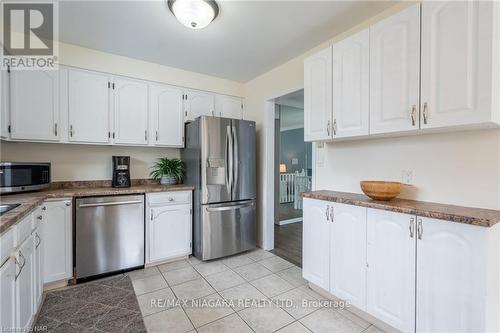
279;170;312;205
280;173;295;203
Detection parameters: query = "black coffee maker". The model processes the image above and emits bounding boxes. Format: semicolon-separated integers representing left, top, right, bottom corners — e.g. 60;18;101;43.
112;156;131;188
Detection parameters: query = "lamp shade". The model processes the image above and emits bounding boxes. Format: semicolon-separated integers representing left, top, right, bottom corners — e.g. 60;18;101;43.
279;164;287;173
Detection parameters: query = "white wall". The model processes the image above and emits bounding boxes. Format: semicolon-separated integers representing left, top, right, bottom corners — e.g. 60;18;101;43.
0;40;244;181
243;2;500;246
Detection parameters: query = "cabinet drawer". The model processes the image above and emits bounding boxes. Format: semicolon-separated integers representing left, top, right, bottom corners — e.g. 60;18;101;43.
14;213;33;248
147;191;192;206
0;227;14;266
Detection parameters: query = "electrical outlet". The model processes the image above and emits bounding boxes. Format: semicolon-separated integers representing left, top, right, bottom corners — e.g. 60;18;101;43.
401;170;414;184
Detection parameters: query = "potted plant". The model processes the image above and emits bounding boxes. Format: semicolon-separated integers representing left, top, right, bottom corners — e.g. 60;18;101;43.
150;158;185;185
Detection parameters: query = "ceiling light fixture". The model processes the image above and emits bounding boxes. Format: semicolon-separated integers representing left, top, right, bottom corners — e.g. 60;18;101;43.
168;0;219;30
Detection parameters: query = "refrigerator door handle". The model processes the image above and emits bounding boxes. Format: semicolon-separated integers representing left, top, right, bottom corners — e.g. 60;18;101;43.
206;201;254;212
226;125;234;194
232;124;239;198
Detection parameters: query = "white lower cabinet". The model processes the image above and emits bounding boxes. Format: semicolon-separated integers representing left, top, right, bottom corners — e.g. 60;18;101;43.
302;198;331;291
0;257;16;330
330;203;367;310
303;200;500;333
15;236;34;331
41;200;73;284
366;209;416;332
146;192;192;264
416;217;490;333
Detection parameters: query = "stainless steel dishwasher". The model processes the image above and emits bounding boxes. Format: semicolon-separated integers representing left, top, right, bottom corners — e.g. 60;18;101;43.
75;194;144;280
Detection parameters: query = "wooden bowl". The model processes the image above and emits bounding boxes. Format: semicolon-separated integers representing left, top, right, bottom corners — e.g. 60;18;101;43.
360;181;402;201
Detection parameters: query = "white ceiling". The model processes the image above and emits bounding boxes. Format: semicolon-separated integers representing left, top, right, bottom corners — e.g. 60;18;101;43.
58;1;394;82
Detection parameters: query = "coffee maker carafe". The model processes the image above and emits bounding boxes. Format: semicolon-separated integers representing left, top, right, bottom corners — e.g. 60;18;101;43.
112;156;131;188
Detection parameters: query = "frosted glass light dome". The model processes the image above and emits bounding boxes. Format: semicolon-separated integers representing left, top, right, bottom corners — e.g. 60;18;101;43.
168;0;219;29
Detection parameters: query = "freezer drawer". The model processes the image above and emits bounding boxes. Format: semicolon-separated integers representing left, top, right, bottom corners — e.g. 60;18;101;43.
200;199;256;260
75;195;144;279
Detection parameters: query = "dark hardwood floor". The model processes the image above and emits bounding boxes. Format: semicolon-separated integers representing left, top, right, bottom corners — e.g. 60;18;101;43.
278;203;302;221
273;221;303;267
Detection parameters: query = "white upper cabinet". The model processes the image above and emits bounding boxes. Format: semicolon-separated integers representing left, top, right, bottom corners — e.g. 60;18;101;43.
185;90;215;122
302;198;330;291
304;46;333;141
420;1;499;129
366;209;416;333
333;29;370;138
330;203;367;310
1;69;9;139
370;4;421;135
215;95;243;119
10;70;59;141
149;83;184;147
68;68;110;144
416;217;487;333
113;77;149;145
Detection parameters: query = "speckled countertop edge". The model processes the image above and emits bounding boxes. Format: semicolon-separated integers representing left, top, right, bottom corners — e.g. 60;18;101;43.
300;190;500;228
0;184;195;235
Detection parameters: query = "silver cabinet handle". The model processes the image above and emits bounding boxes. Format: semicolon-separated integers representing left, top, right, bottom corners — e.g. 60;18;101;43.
325;205;329;221
330;206;334;222
409;217;415;238
65;201;71;206
333;119;337;136
42;206;46;211
145;130;148;141
410;105;416;126
417;218;423;240
54;123;58;136
70;125;74;137
37;215;43;220
326;120;331;136
423;103;429;125
78;200;143;208
156;131;159;141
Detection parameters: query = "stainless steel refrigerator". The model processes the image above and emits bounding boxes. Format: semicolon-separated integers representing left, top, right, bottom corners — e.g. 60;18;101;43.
182;116;256;260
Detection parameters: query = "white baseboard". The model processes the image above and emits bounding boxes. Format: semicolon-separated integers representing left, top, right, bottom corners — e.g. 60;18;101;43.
275;217;302;226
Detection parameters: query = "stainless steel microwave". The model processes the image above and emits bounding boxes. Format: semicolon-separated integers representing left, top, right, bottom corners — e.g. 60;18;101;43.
0;162;51;194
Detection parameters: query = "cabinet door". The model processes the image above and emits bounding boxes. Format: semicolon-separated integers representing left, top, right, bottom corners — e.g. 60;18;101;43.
304;46;333;141
366;209;416;333
0;258;16;330
42;200;72;284
15;237;34;330
330;203;367;309
416;217;485;333
148;205;192;263
302;198;330;291
185;90;215;122
215;95;243;119
10;70;59;141
32;227;43;309
150;83;184;147
113;77;149;145
68;69;110;143
1;69;9;139
370;4;420;134
333;29;369;138
420;1;495;129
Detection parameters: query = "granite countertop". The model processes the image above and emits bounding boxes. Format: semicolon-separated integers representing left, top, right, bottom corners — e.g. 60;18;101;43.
0;183;195;235
300;190;500;228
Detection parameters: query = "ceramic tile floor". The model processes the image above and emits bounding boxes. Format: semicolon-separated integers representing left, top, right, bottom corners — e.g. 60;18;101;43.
127;249;385;333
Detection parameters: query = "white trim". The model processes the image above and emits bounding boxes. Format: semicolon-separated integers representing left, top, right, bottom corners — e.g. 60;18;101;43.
262;85;304;251
275;217;303;226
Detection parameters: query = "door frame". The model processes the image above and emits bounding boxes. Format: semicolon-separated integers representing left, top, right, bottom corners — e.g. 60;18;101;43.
262;86;313;250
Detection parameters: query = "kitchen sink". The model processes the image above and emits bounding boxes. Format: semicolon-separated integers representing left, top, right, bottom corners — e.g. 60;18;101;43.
0;203;20;216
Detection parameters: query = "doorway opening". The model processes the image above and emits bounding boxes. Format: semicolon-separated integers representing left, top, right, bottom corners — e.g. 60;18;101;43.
271;89;311;267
